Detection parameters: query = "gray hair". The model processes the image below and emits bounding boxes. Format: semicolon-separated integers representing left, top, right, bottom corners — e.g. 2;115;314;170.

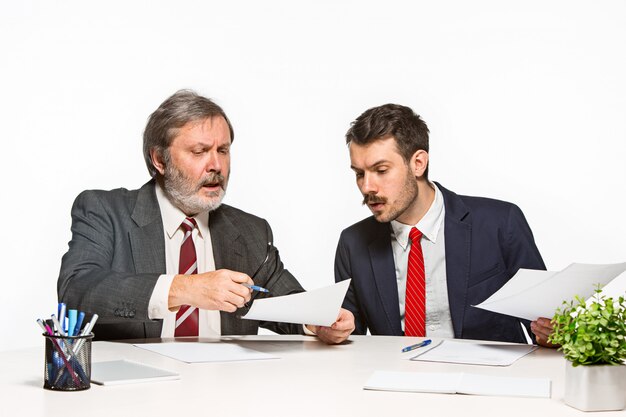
143;89;234;177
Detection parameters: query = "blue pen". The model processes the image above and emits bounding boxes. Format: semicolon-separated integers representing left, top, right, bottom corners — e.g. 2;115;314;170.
58;303;67;333
402;339;432;352
73;311;85;336
242;283;269;293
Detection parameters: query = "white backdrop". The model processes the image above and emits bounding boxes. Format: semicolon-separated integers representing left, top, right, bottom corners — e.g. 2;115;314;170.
2;0;625;351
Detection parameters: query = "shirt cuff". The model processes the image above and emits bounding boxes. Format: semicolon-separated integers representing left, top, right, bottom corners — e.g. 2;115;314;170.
303;324;317;336
148;274;177;319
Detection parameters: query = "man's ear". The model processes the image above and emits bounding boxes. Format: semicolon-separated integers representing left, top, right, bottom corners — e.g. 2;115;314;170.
410;150;429;178
150;148;166;176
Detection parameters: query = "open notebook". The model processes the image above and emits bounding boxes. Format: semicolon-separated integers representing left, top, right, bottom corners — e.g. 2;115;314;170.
364;371;550;398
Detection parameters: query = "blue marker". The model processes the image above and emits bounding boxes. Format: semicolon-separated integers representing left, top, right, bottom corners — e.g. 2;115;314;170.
73;311;85;336
401;339;432;353
67;310;78;338
242;283;269;293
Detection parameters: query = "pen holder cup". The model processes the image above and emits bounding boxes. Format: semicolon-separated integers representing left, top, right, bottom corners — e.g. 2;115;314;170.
43;333;93;391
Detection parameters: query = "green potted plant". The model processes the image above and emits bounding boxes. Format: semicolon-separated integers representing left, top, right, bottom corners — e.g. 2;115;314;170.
549;287;626;411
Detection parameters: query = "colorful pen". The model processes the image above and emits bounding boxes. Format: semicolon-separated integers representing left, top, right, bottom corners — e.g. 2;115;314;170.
242;283;269;293
402;339;432;353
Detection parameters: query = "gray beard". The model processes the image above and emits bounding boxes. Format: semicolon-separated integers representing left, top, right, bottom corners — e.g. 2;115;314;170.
162;165;227;216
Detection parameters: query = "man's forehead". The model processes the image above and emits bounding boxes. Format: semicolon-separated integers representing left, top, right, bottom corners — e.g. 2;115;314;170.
349;137;403;167
173;116;231;145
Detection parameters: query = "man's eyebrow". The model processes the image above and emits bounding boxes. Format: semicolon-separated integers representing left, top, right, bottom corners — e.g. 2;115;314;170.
350;160;390;171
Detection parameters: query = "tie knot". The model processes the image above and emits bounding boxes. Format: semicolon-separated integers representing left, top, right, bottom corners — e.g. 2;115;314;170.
409;227;422;243
180;217;197;233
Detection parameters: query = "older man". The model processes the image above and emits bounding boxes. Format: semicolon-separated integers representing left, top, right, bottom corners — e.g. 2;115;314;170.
58;90;353;344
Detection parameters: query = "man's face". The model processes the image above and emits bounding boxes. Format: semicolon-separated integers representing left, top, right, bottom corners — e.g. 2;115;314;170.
159;116;231;216
349;137;419;224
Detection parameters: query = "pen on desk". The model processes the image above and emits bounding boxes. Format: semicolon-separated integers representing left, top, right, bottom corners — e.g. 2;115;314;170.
401;339;432;353
242;283;269;293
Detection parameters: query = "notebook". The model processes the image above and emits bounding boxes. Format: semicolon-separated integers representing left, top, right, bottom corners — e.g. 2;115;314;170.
91;359;180;385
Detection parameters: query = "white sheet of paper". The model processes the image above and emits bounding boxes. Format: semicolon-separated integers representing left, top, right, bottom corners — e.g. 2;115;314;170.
242;279;351;326
363;371;550;398
133;342;278;363
364;371;551;398
473;262;626;321
91;359;180;385
409;340;537;366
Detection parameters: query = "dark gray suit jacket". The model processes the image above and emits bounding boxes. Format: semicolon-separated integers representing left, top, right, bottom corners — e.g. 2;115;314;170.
58;180;305;340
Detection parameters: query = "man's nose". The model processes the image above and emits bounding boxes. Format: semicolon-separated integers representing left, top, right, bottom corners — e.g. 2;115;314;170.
205;152;221;172
360;173;376;194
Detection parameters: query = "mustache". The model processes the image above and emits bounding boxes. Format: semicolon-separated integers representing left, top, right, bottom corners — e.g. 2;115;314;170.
198;172;226;189
362;194;387;205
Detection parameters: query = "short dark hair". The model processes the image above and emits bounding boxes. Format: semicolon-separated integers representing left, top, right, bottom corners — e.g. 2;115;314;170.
346;103;430;179
143;89;234;177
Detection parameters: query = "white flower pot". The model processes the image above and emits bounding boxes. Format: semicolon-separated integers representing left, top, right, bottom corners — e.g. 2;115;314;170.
564;360;626;411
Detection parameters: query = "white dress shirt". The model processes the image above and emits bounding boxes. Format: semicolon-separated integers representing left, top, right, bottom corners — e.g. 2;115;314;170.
147;183;221;337
390;182;455;338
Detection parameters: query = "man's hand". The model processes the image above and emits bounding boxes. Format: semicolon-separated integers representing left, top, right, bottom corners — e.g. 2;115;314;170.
169;269;253;312
531;317;559;348
306;308;355;344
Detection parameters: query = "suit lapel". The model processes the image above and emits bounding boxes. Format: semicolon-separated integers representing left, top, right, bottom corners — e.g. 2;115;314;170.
437;182;471;339
129;180;166;274
368;223;403;335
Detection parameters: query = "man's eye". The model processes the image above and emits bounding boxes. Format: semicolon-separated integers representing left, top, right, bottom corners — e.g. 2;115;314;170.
377;170;387;174
218;148;230;155
355;172;364;179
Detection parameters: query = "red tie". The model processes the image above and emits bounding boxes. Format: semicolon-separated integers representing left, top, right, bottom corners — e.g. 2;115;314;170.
175;217;199;337
405;227;426;337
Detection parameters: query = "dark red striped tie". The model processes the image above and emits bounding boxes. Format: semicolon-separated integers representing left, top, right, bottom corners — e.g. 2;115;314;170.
405;227;426;337
175;217;199;337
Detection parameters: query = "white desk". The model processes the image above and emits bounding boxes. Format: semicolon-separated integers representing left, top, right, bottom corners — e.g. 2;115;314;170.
0;335;614;416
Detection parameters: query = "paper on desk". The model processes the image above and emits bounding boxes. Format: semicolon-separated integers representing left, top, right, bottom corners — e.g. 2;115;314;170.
133;342;278;363
242;279;351;326
473;262;626;321
409;340;537;366
364;371;551;398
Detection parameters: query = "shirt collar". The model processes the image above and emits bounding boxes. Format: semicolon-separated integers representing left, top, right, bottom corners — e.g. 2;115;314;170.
155;182;210;240
391;182;445;250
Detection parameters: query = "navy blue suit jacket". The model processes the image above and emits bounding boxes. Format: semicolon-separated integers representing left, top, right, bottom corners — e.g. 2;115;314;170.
334;183;546;343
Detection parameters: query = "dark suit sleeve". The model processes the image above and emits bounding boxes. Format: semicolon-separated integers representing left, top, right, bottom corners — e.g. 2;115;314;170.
57;191;160;331
504;204;546;276
254;221;307;335
504;204;547;339
334;233;368;335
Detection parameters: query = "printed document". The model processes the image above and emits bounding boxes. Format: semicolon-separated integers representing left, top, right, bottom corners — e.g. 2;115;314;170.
474;262;626;321
134;342;278;363
409;340;537;366
242;279;351;326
